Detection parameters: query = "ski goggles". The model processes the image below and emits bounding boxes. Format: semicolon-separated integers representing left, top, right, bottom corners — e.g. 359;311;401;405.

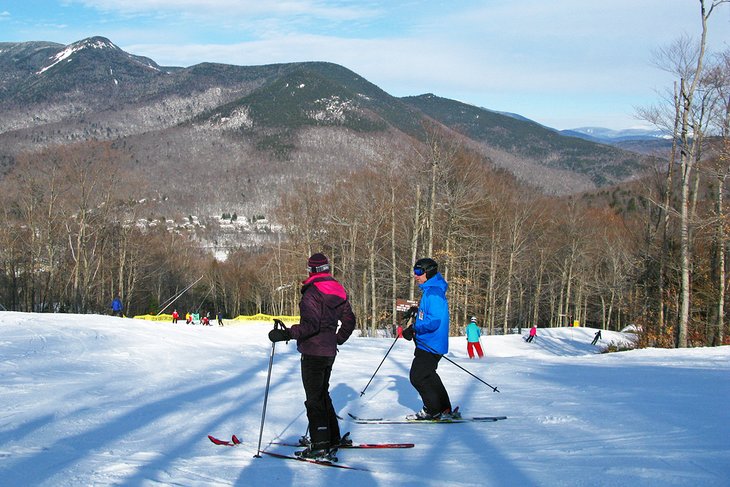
413;266;426;276
307;263;330;273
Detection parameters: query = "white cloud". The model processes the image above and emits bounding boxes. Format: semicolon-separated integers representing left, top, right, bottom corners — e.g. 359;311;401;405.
69;0;377;21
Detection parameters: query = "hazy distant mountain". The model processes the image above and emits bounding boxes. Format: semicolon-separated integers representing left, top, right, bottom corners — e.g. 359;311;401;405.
561;126;668;142
481;110;670;157
0;36;656;213
560;127;672;156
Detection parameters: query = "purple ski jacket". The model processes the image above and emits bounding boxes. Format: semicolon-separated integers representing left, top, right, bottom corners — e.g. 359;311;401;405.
289;272;356;357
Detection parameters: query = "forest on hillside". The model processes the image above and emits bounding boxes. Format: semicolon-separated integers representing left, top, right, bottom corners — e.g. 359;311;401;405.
0;2;728;349
0;112;727;348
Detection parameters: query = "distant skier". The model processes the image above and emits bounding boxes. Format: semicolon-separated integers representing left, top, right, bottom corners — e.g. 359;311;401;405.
591;329;602;346
466;316;484;359
217;311;224;326
525;325;537;343
172;309;179;324
111;295;123;317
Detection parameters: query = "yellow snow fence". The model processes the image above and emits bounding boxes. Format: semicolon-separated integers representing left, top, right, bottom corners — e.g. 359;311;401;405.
133;313;299;326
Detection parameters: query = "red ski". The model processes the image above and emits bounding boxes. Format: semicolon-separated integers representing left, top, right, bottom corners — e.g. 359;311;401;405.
272;440;414;449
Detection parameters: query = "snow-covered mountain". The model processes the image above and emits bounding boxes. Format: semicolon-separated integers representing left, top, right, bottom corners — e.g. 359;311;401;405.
0;35;652;205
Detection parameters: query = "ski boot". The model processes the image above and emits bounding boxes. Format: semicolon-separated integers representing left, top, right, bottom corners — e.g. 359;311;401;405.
406;407;439;421
295;444;338;462
440;406;461;420
337;432;353;447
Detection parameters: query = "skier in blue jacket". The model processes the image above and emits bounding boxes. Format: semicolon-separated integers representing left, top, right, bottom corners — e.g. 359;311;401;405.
111;295;123;317
402;258;457;420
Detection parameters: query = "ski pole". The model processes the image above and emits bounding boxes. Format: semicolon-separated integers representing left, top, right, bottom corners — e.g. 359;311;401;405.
359;334;399;397
415;338;500;393
359;312;415;397
254;319;286;458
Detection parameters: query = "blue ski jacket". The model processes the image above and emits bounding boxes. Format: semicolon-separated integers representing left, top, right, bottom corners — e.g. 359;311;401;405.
414;272;449;355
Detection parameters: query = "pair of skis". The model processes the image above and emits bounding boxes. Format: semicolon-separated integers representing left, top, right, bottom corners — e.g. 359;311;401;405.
347;412;508;424
208;434;412;471
261;439;415;471
209;412;507;471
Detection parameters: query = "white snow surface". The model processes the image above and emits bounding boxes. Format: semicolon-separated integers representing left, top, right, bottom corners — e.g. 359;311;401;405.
1;312;728;487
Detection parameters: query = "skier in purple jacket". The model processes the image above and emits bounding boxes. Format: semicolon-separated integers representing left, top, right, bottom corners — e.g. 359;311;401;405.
268;253;356;458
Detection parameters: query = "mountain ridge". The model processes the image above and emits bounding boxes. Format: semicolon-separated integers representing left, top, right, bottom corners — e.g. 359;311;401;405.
0;36;656;211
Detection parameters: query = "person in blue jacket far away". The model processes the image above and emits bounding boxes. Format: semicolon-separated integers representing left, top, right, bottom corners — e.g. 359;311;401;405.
111;295;123;317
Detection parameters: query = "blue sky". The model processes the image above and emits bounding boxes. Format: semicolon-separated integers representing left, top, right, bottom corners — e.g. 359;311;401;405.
2;0;729;130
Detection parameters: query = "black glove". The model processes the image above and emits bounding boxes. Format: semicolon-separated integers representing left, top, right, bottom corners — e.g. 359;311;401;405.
268;326;291;343
403;306;418;321
401;325;415;341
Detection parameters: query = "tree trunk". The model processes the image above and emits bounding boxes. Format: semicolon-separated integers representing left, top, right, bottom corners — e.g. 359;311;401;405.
369;239;377;335
427;150;438;257
390;183;397;330
660;82;681;334
715;170;727;345
409;184;421;301
532;250;544;327
677;0;715;347
502;249;514;334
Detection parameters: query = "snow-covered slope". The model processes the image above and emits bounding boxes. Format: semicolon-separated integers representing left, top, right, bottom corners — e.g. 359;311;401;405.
1;312;728;486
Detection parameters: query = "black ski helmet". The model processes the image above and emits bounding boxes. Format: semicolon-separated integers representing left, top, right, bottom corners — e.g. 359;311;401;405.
414;258;438;279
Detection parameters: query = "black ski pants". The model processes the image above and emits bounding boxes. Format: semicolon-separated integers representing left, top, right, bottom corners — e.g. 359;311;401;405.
410;347;452;415
301;354;341;449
